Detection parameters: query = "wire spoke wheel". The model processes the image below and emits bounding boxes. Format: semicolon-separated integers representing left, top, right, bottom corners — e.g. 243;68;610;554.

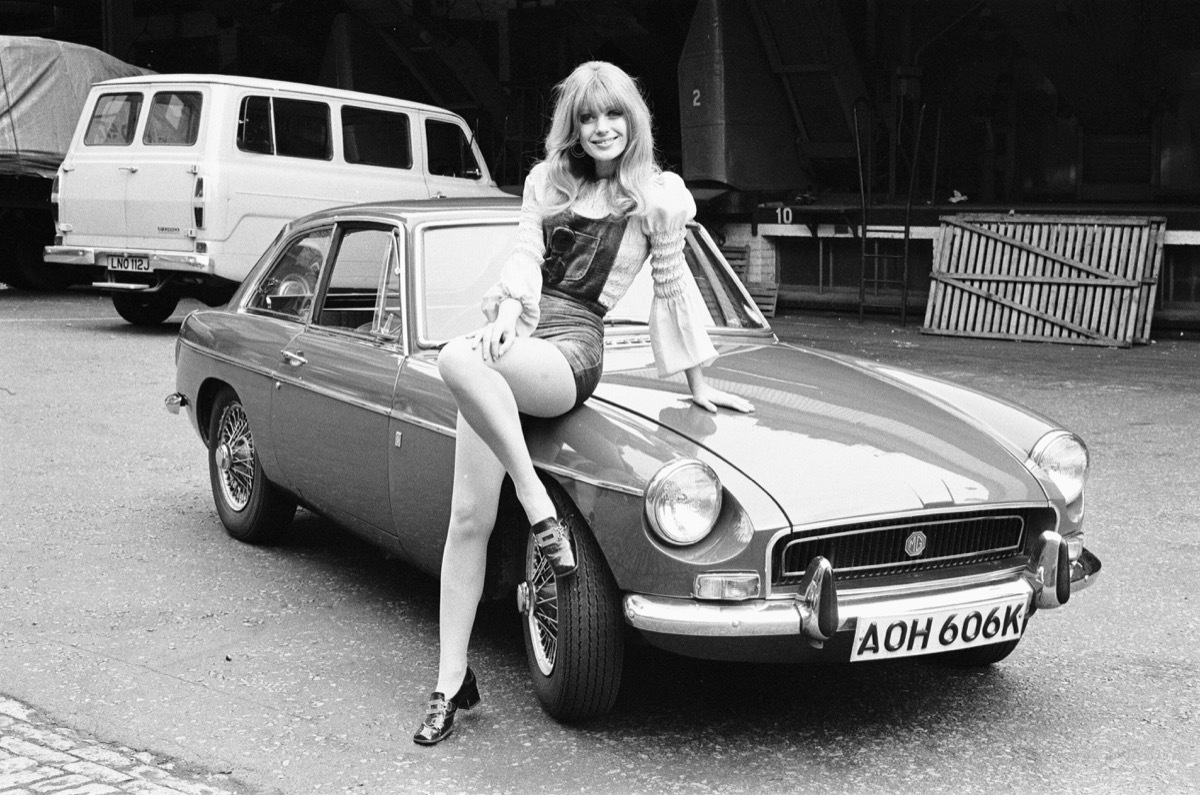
214;401;255;512
206;387;295;544
526;541;560;676
519;493;624;721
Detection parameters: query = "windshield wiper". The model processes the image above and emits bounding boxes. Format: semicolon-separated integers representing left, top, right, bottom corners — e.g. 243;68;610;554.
602;318;647;327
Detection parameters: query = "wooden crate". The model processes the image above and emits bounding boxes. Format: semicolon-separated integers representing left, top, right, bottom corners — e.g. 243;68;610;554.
922;214;1166;347
719;243;778;318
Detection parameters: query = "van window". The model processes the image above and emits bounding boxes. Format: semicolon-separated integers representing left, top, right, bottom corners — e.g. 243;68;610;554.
235;96;331;160
425;119;482;180
83;93;143;146
144;92;202;146
237;96;273;154
275;99;332;160
341;106;412;169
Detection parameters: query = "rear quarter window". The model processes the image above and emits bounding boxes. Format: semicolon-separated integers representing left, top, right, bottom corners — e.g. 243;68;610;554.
83;93;143;146
143;91;202;146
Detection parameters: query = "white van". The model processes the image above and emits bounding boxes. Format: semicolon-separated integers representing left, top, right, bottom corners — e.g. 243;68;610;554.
44;74;507;324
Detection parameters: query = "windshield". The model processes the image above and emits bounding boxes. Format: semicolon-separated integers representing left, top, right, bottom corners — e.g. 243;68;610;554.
416;220;769;345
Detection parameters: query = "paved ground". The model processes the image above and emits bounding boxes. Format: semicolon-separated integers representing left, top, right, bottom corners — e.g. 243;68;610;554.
0;696;244;795
2;290;1198;794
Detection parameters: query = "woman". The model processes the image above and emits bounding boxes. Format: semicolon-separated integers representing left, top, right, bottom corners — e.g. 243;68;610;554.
413;60;754;745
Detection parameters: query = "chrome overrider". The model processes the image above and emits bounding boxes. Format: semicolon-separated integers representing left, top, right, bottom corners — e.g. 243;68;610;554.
623;531;1101;644
165;392;188;415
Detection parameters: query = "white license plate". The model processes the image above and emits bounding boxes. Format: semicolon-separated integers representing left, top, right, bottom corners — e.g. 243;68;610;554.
107;254;151;272
850;597;1026;662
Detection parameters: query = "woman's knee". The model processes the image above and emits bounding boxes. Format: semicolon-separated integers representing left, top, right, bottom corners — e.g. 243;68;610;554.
446;498;498;541
437;337;478;388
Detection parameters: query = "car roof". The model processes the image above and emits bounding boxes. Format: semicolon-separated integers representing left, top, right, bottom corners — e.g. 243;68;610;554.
93;73;461;115
296;195;524;226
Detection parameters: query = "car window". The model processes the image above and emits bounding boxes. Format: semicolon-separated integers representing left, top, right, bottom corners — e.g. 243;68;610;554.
419;222;517;342
245;227;332;321
275;98;332;160
143;91;202;146
425;119;482;179
237;95;273;154
342;106;412;169
83;93;143;146
314;227;393;333
606;227;767;330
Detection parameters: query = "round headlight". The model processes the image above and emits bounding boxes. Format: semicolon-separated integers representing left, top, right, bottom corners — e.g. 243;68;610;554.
645;459;723;546
1031;431;1089;504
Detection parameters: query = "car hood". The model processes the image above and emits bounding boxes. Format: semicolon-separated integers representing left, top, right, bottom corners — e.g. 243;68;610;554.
593;339;1049;528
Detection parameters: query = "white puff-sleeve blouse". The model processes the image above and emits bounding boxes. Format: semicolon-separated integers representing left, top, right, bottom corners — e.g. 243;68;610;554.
482;162;718;377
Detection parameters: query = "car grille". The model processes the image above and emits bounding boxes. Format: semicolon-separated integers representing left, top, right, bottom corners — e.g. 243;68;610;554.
772;507;1056;585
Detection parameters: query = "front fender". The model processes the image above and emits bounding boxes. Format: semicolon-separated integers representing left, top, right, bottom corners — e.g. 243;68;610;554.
525;401;787;598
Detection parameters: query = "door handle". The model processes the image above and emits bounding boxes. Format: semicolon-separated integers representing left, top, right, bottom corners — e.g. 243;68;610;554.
281;349;307;366
432;192;447;199
118;166;139;173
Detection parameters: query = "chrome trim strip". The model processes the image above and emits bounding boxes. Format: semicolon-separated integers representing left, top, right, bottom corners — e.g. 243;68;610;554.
393;412;455;438
540;462;645;497
177;339;278;382
624;576;1035;638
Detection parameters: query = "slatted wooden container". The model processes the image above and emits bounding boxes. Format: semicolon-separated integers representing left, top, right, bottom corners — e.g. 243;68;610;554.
922;214;1166;347
720;243;779;318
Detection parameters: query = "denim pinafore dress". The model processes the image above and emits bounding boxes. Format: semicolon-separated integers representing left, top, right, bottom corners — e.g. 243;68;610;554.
532;210;629;406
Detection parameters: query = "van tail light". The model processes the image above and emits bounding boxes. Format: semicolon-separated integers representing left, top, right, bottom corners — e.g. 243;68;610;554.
51;174;60;225
192;175;205;230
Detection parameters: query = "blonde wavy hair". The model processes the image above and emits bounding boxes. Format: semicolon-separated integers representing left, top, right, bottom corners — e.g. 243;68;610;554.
539;61;659;217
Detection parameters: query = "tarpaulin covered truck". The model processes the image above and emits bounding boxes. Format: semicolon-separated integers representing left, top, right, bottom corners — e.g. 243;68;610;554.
0;36;149;289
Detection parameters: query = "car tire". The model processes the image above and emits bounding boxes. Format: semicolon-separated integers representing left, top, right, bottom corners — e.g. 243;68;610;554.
932;638;1020;667
207;387;296;544
520;492;624;721
112;292;179;326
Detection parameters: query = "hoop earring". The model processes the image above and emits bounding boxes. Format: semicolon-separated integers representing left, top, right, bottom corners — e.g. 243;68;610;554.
569;143;586;159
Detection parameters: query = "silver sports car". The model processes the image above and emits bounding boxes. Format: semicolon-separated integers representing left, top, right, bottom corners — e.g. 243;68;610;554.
167;196;1101;720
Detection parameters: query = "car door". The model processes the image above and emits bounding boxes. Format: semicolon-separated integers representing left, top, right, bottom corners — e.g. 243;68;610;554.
270;222;405;538
386;218;520;572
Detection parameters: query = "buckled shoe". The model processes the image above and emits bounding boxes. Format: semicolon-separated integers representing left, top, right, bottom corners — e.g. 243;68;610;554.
412;666;480;745
530;516;577;577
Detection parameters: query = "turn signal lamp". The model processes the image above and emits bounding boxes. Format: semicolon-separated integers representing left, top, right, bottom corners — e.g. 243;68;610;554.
694;572;760;601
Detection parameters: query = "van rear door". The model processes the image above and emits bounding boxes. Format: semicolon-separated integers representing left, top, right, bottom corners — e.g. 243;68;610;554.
122;88;204;253
59;90;144;247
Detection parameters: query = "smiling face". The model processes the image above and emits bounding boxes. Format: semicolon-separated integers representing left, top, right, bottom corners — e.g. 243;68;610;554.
578;106;628;177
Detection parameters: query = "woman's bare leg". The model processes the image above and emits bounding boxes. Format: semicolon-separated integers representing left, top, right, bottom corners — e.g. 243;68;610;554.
438;335;576;524
432;335;577;695
435;412;505;696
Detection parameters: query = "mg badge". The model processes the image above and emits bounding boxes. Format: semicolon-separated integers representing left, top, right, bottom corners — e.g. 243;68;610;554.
904;531;927;558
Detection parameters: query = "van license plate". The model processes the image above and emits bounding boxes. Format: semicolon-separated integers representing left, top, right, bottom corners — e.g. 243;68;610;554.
850;597;1026;662
107;255;151;272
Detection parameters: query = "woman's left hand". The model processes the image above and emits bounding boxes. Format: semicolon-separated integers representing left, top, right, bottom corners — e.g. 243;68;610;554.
690;381;754;414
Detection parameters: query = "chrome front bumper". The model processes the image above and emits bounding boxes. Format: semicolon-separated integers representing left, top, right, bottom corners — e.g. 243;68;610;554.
44;245;212;275
624;538;1101;642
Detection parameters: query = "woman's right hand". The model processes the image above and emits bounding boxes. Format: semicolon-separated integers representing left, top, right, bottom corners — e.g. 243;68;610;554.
473;299;522;362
